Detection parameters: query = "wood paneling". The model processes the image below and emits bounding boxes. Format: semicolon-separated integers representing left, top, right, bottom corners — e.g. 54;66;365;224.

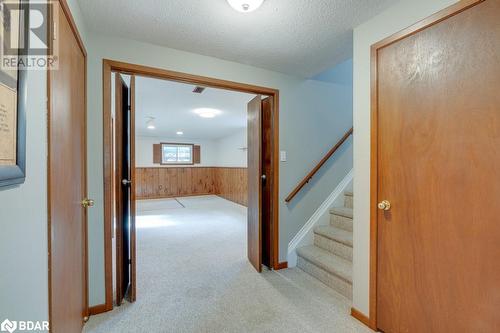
215;167;248;206
135;167;247;205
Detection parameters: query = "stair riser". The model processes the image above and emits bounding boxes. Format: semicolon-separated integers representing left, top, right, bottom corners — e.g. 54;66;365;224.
297;257;352;300
330;215;353;232
344;195;353;209
314;234;352;261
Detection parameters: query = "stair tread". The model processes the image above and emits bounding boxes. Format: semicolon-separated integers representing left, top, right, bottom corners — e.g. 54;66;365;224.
330;207;353;218
296;245;352;283
344;191;353;197
314;225;353;247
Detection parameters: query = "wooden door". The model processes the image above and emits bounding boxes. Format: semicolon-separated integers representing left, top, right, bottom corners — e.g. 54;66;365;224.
247;95;262;272
115;74;137;304
261;97;274;268
48;2;87;332
375;1;500;332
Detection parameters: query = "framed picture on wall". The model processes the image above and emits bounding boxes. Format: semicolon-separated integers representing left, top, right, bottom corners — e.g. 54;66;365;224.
0;0;27;187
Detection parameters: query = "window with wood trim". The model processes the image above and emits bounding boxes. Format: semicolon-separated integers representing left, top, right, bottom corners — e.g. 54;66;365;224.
153;143;201;165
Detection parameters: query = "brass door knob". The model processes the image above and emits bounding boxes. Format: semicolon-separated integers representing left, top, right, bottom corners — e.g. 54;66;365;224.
81;198;95;208
378;200;391;211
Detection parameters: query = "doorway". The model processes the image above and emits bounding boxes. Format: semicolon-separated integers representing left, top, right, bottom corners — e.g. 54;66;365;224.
102;60;280;310
370;0;500;331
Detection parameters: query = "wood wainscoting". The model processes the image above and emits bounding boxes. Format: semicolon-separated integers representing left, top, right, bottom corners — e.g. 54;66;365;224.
136;167;248;206
214;167;248;206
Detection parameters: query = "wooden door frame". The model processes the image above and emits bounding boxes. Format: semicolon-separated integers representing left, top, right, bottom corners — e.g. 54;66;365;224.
47;0;89;325
101;59;282;311
362;0;485;330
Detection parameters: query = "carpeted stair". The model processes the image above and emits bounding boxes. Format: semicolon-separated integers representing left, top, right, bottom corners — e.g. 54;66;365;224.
297;191;354;299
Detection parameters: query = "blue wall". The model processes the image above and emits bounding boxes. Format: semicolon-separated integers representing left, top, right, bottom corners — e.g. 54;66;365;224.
284;59;353;255
312;58;353;86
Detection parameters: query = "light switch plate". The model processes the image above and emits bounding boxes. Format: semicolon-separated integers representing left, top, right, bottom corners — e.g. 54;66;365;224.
280;150;287;162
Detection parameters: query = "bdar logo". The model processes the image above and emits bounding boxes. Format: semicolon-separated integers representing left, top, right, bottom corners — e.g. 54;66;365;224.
0;319;17;333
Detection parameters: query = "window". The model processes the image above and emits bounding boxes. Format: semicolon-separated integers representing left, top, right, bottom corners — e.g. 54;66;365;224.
161;143;193;165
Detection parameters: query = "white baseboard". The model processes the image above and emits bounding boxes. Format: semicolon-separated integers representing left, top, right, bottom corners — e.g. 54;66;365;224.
287;169;353;267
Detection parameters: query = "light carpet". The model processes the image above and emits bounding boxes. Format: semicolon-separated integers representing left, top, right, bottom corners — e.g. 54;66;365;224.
84;195;372;333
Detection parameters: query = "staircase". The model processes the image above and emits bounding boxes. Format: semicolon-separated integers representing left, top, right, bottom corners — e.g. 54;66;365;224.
296;190;353;299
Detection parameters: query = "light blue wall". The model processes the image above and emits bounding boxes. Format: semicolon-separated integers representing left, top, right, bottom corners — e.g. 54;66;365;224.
312;58;353;86
283;60;353;250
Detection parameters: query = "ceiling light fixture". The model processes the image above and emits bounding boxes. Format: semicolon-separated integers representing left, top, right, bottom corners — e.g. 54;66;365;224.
227;0;264;13
193;108;222;119
176;131;184;135
146;117;156;130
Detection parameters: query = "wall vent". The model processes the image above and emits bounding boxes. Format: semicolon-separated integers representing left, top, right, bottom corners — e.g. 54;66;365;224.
192;86;206;94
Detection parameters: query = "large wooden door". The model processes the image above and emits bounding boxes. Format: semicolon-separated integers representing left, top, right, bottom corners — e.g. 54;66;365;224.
375;1;500;332
261;97;274;268
115;74;137;304
48;2;87;332
247;95;262;272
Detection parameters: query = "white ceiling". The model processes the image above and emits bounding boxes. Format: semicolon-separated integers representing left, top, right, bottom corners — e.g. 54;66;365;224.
77;0;398;77
135;76;256;139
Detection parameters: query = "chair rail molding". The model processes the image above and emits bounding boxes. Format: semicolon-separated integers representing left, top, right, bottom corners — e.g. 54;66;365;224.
287;169;353;267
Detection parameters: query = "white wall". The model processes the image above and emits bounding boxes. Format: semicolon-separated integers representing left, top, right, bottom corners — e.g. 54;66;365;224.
0;68;49;326
0;0;88;325
352;0;458;316
135;136;218;167
136;129;248;168
214;128;247;167
86;34;353;306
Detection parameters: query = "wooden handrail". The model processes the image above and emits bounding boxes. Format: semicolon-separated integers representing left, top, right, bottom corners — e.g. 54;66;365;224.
285;127;353;203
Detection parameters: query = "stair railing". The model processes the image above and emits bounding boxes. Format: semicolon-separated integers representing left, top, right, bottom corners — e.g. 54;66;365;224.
284;127;353;203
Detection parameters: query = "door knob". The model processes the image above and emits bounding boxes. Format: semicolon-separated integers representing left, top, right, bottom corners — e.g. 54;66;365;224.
81;198;95;208
378;200;391;211
261;175;267;180
122;179;132;186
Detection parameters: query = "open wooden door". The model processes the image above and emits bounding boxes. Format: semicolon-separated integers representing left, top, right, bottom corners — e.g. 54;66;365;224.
247;95;262;272
48;1;88;332
261;97;274;268
115;74;136;304
374;1;500;331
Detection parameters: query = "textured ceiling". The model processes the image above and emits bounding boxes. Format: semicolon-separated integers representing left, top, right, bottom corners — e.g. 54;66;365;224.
78;0;398;77
135;76;255;139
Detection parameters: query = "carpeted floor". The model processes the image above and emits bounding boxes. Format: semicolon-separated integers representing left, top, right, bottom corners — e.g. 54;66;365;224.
84;195;372;333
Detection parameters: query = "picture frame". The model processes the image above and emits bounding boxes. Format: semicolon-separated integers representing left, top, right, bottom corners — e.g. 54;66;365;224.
0;0;27;187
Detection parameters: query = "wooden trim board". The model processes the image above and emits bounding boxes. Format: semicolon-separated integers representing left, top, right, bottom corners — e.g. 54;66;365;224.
275;262;288;270
88;304;108;316
369;0;484;329
351;308;374;330
102;59;281;310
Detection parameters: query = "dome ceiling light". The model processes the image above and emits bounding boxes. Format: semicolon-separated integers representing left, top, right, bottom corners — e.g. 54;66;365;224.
227;0;264;13
193;108;222;119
